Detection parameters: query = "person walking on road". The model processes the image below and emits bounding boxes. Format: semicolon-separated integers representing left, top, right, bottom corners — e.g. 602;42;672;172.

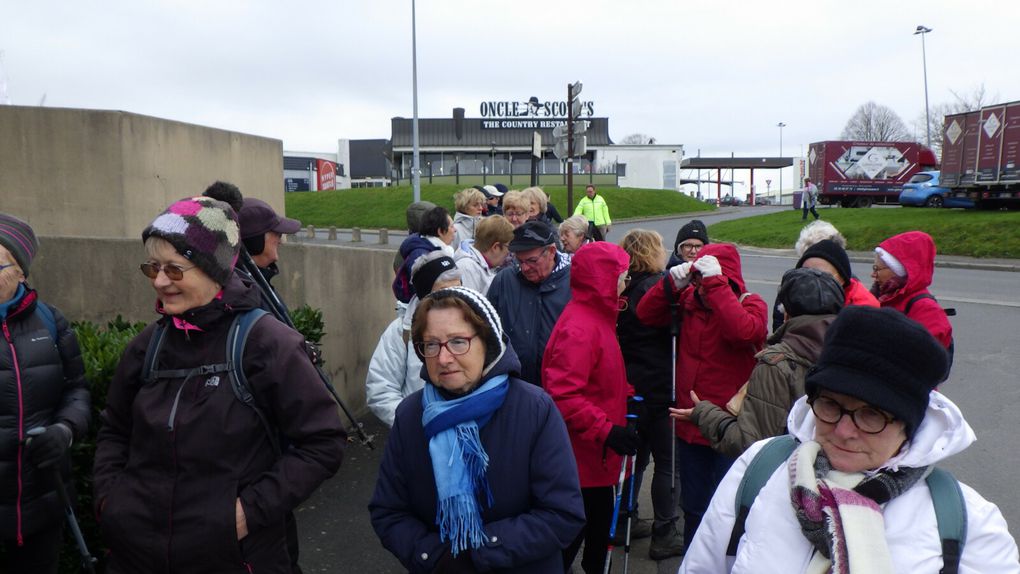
636;243;768;549
542;242;636;574
574;185;612;240
486;220;571;386
616;229;684;559
801;178;820;221
370;287;585;574
0;214;91;574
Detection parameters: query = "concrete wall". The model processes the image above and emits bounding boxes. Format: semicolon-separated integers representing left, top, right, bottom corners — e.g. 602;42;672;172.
0;105;284;238
30;237;395;417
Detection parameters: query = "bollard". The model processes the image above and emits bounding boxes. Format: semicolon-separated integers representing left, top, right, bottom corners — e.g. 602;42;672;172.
328;226;337;240
351;228;362;242
379;229;389;245
306;225;315;239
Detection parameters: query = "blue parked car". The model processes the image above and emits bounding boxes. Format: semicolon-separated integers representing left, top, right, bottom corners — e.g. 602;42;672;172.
898;170;974;208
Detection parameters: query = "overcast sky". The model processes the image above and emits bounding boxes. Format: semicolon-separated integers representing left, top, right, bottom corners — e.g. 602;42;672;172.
3;0;1019;183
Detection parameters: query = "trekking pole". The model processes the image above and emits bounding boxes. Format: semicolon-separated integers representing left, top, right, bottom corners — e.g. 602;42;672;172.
622;412;640;574
603;451;630;574
25;428;97;574
237;248;376;450
668;281;681;496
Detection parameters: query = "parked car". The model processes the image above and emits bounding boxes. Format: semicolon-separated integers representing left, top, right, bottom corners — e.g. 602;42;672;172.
898;170;974;208
719;194;743;206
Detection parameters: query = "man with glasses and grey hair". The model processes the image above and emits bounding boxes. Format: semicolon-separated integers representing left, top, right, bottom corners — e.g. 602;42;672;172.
487;220;571;386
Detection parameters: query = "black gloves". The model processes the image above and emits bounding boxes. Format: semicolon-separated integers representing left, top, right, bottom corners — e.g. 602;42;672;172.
433;547;476;573
25;424;73;469
605;425;640;456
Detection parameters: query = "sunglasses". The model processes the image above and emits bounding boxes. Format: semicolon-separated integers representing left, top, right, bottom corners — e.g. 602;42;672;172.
140;261;197;281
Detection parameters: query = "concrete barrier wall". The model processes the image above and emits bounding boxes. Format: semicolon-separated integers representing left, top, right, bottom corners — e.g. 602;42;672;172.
0;105;284;238
30;237;395;417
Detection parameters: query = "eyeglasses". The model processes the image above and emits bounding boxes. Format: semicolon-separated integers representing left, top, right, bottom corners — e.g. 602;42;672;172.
415;335;478;358
678;242;703;254
504;210;526;219
810;395;896;434
518;248;551;267
140;261;197;281
0;263;16;273
872;264;891;273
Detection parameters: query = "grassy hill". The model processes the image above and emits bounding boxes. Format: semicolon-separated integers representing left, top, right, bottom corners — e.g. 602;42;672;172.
708;207;1020;259
284;185;712;229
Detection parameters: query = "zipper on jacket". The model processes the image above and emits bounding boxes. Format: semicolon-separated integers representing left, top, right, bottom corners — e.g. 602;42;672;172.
2;320;26;546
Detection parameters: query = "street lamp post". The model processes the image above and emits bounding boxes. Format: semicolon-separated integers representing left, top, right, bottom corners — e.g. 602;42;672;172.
777;122;786;198
914;25;933;148
410;0;421;202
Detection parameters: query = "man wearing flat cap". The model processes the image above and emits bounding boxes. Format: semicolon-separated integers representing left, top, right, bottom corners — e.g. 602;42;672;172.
486;220;572;385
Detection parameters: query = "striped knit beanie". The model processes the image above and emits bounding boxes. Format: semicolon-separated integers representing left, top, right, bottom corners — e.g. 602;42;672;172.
0;214;39;277
142;196;240;285
421;286;508;376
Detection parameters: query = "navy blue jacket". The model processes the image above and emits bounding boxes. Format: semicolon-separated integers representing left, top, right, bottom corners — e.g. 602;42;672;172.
369;349;584;573
486;255;571;386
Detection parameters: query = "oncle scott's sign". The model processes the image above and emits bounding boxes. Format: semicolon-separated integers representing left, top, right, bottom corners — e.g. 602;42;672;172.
479;99;595;118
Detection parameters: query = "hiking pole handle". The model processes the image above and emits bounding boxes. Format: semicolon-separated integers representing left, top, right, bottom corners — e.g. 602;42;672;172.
237;248;376;450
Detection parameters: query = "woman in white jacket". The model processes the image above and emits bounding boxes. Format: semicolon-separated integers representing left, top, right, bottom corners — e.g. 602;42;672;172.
681;306;1019;574
366;252;462;425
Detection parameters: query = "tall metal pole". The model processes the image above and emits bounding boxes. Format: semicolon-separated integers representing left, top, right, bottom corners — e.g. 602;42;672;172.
777;122;786;196
915;26;933;149
411;0;421;202
567;82;574;214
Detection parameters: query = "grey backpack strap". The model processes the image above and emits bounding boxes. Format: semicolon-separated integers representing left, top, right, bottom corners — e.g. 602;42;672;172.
927;467;967;574
225;309;280;456
727;435;798;556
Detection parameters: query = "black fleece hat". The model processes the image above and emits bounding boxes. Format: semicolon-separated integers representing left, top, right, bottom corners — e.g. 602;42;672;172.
673;220;710;251
411;255;457;300
797;239;853;287
805;306;948;438
778;268;844;318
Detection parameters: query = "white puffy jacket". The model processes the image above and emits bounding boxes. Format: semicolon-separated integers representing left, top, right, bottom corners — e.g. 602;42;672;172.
454;245;497;295
365;317;424;427
680;393;1020;574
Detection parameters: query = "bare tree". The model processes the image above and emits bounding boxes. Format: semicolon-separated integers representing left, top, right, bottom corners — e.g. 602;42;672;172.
620;133;656;144
839;102;911;141
913;84;996;158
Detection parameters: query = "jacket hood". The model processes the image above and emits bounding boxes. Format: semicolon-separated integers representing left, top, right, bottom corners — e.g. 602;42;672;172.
787;391;975;471
398;234;436;259
569;242;629;312
878;231;936;295
694;243;747;293
766;313;835;362
453;211;479;224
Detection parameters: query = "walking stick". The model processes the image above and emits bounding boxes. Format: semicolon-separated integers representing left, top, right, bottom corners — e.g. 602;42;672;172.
622;413;639;574
237;247;375;449
603;451;630;574
668;278;682;496
25;428;97;573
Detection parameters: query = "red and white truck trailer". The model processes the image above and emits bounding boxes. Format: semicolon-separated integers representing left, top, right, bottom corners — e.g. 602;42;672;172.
941;100;1020;209
807;140;938;208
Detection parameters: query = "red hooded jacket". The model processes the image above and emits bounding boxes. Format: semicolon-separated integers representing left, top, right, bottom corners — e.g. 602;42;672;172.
876;231;953;348
542;242;631;488
636;243;768;446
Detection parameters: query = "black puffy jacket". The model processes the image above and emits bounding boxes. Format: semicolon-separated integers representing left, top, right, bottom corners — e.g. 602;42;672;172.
0;285;90;542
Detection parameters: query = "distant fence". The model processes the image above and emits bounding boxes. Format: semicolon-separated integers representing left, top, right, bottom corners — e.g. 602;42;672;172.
393;173;619;188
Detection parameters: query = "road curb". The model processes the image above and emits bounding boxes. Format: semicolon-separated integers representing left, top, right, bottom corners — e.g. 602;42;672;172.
736;246;1020;273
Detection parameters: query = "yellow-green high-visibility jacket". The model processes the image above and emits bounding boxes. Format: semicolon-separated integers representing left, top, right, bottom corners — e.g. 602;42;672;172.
573;195;611;226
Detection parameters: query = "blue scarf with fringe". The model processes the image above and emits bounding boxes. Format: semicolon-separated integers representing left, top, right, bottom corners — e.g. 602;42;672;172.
421;374;509;556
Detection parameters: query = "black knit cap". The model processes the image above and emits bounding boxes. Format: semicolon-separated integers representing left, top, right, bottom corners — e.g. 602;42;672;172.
805;306;948;438
411;255;457;300
797;239;853;287
673;220;710;252
777;268;845;318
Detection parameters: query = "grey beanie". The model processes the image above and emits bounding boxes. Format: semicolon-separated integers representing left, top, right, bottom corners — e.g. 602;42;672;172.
0;214;39;277
406;201;438;233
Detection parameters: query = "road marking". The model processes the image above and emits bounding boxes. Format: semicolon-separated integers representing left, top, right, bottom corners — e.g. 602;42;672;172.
745;279;1020;308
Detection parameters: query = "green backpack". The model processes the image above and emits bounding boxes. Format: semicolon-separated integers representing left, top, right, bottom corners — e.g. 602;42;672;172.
727;435;967;574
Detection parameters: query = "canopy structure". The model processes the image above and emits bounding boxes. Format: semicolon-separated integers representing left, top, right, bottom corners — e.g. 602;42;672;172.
680;156;793;205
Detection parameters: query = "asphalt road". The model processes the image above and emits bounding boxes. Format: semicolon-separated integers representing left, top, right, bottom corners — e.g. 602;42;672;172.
296;206;1020;573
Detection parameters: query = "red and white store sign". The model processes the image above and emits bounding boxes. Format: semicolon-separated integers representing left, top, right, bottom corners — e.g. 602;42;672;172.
316;159;336;191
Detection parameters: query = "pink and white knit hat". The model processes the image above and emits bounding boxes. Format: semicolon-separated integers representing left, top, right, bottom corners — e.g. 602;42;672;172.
142;196;240;285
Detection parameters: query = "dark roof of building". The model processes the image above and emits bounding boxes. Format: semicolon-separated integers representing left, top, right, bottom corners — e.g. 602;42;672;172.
391;117;612;148
681;157;793;169
283;156;317;170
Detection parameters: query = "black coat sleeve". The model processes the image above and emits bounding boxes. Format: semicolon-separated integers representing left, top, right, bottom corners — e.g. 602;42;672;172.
49;304;91;440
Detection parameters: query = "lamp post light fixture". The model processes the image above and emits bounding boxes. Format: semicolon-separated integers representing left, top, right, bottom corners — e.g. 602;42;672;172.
777;122;786;196
914;25;933;148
